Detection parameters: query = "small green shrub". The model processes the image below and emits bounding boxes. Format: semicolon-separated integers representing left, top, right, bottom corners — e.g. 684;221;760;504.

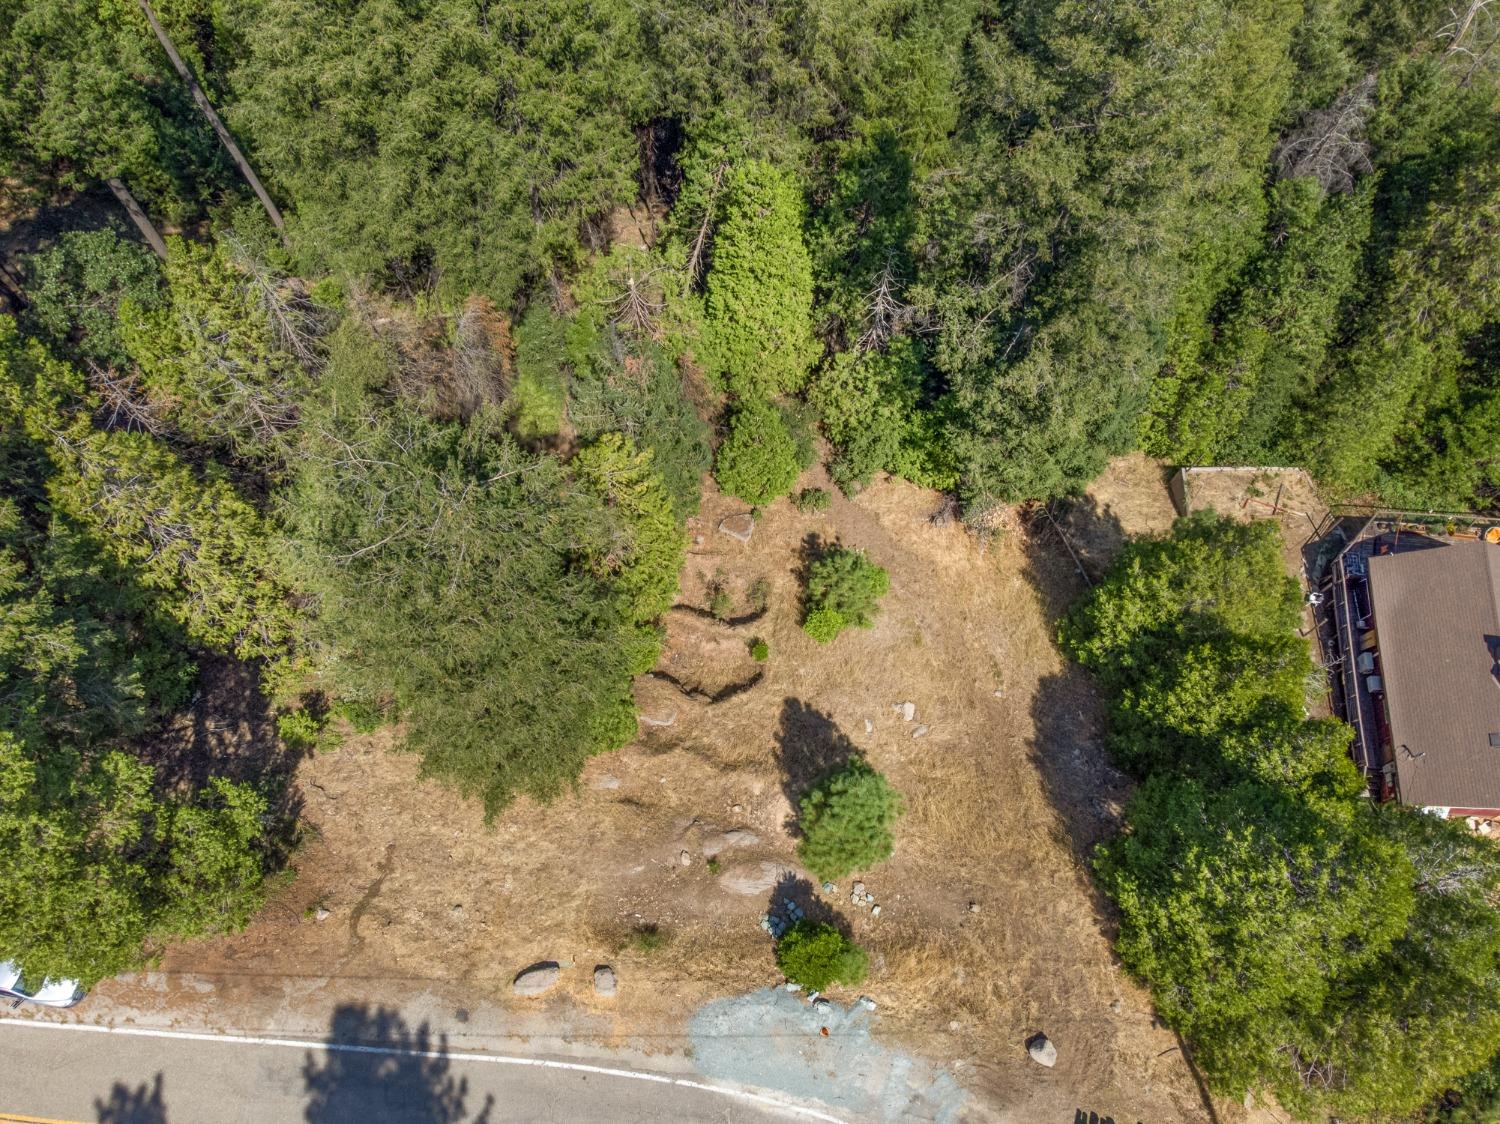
776;920;868;991
747;577;771;613
625;923;667;954
802;606;844;644
710;585;735;621
706;857;723;874
332;698;387;734
750;638;770;661
276;709;326;752
714;398;805;505
796;756;904;881
309;275;346;308
794;487;831;513
801;546;889;642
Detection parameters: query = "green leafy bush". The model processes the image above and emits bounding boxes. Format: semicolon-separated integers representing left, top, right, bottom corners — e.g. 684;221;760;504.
702;161;819;397
512;307;569;440
749;638;769;662
714;398;806;505
1067;511;1500;1115
801;607;844;644
793;487;831;513
801;546;889;642
809;340;957;493
1059;512;1300;692
332;698;388;734
276;709;325;752
775;920;868;992
796;756;903;881
22;229;163;365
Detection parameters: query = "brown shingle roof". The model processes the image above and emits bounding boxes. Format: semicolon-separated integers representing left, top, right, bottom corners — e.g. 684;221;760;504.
1369;540;1500;809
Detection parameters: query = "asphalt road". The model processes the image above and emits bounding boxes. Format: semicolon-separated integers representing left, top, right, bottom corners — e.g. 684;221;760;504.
0;1017;842;1124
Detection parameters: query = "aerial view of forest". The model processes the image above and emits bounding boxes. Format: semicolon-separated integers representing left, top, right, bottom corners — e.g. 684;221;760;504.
0;0;1497;1120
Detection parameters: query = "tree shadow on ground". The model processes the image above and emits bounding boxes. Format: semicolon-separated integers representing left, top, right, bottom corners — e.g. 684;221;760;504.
795;532;831;587
1020;497;1225;1124
95;1074;168;1124
304;1005;494;1124
1018;496;1132;917
1022;493;1127;615
669;601;769;629
773;698;858;838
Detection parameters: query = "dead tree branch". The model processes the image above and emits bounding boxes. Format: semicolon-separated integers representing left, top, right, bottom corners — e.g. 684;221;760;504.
1274;75;1376;193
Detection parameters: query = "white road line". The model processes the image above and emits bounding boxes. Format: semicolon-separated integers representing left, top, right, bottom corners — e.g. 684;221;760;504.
0;1017;846;1123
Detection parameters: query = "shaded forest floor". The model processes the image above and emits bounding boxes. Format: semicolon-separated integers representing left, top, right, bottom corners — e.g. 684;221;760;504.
85;456;1282;1122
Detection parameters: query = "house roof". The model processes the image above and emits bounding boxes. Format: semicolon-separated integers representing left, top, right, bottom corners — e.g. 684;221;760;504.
1369;540;1500;809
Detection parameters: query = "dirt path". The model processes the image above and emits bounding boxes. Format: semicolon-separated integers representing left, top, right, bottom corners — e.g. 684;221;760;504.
109;459;1269;1122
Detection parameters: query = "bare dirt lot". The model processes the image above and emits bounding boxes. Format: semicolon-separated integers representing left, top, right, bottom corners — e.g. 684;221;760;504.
97;458;1279;1122
1176;466;1328;575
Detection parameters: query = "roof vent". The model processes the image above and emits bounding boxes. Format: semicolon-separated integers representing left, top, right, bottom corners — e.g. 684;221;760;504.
1491;733;1500;748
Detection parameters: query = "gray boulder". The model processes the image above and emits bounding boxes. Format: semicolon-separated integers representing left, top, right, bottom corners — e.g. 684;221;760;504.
1027;1033;1057;1068
701;829;760;858
718;514;755;543
513;962;560;997
593;965;617;997
719;861;793;895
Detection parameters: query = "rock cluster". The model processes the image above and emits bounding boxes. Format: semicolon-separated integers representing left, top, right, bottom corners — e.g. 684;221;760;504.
760;896;805;939
512;960;620;998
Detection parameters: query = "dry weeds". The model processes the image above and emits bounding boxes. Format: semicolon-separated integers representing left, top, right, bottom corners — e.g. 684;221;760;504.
124;457;1284;1122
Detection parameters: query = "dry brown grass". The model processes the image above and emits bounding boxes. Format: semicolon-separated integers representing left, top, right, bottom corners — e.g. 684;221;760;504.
129;456;1276;1122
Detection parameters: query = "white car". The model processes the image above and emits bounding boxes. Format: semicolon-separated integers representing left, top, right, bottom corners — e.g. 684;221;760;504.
0;960;85;1008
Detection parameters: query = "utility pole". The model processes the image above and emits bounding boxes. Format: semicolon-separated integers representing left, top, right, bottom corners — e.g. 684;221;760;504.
105;177;169;260
135;0;288;240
